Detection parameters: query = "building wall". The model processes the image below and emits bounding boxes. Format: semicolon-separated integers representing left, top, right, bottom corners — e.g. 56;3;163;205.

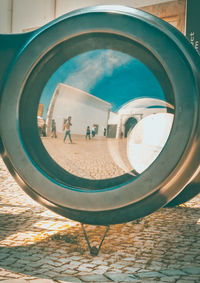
0;0;12;33
13;0;55;33
55;0;176;17
0;0;182;34
142;0;186;33
107;98;173;138
48;84;111;136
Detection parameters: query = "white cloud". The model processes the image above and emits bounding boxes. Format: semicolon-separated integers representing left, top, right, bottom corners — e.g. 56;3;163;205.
64;49;132;92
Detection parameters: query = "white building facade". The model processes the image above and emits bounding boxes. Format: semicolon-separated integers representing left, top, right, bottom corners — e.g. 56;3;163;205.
0;0;182;34
46;85;174;139
107;98;174;138
46;83;111;137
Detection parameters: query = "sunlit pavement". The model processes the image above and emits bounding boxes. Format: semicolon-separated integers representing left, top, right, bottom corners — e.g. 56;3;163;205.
42;135;133;180
0;157;200;283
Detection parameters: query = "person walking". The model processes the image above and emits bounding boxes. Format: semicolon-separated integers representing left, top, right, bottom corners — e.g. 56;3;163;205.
42;120;47;137
63;116;72;143
91;125;96;138
86;126;91;140
51;119;57;138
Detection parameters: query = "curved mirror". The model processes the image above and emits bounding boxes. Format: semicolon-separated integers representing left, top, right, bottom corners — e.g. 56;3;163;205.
37;49;174;180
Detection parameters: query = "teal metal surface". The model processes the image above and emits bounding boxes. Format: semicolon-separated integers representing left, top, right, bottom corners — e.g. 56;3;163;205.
0;6;199;224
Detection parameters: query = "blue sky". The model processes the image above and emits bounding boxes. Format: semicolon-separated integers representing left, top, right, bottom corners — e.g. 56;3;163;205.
40;49;165;118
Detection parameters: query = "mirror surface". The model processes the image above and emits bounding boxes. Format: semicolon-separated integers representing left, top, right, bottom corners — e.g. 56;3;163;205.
37;49;174;180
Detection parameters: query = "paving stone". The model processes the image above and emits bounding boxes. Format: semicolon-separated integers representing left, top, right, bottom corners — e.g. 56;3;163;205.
79;263;95;269
29;262;45;268
56;275;82;282
30;256;43;262
123;257;136;261
160;277;184;282
48;260;64;267
0;280;28;283
94;266;109;273
40;271;58;277
62;270;78;275
30;280;57;283
78;266;93;272
181;267;200;275
2;259;17;266
79;259;90;263
79;274;109;282
57;258;71;264
3;273;21;279
54;266;69;272
182;275;200;280
161;269;187;276
70;256;83;261
176;280;196;283
139;280;159;283
105;273;137;282
123;267;140;273
21;276;38;280
109;264;125;269
137;271;165;278
0;255;10;261
93;269;108;274
0;271;10;277
68;261;81;267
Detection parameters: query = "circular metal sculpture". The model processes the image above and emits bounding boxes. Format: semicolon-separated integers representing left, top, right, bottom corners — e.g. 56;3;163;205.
0;6;199;225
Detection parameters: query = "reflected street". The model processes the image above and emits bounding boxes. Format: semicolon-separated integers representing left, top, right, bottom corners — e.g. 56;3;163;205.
41;135;133;180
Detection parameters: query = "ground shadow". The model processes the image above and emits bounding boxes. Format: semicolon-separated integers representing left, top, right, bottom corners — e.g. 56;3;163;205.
0;208;73;242
0;204;200;281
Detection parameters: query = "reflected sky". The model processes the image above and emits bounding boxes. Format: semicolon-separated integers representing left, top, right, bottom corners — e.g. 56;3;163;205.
40;49;165;118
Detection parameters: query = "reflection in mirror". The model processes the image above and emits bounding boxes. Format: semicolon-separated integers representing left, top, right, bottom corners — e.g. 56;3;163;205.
127;112;174;173
37;49;174;180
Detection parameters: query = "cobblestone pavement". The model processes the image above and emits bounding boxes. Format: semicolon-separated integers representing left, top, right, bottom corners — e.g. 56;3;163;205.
42;135;134;179
0;157;200;282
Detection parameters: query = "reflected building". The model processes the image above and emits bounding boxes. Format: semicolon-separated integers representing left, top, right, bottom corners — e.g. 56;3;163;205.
46;84;174;139
46;83;111;137
107;98;174;139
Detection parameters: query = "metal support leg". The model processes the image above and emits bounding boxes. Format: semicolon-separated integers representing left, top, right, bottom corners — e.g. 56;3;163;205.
81;224;110;256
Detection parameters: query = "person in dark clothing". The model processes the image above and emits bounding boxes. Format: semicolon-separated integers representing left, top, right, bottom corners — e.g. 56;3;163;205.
51;119;57;138
86;126;91;140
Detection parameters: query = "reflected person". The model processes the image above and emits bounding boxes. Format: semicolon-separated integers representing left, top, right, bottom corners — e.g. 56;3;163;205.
42;120;47;137
63;116;72;143
86;126;91;140
51;119;57;138
92;125;96;138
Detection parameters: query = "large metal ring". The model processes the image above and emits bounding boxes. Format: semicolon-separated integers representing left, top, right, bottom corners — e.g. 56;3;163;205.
0;6;199;224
